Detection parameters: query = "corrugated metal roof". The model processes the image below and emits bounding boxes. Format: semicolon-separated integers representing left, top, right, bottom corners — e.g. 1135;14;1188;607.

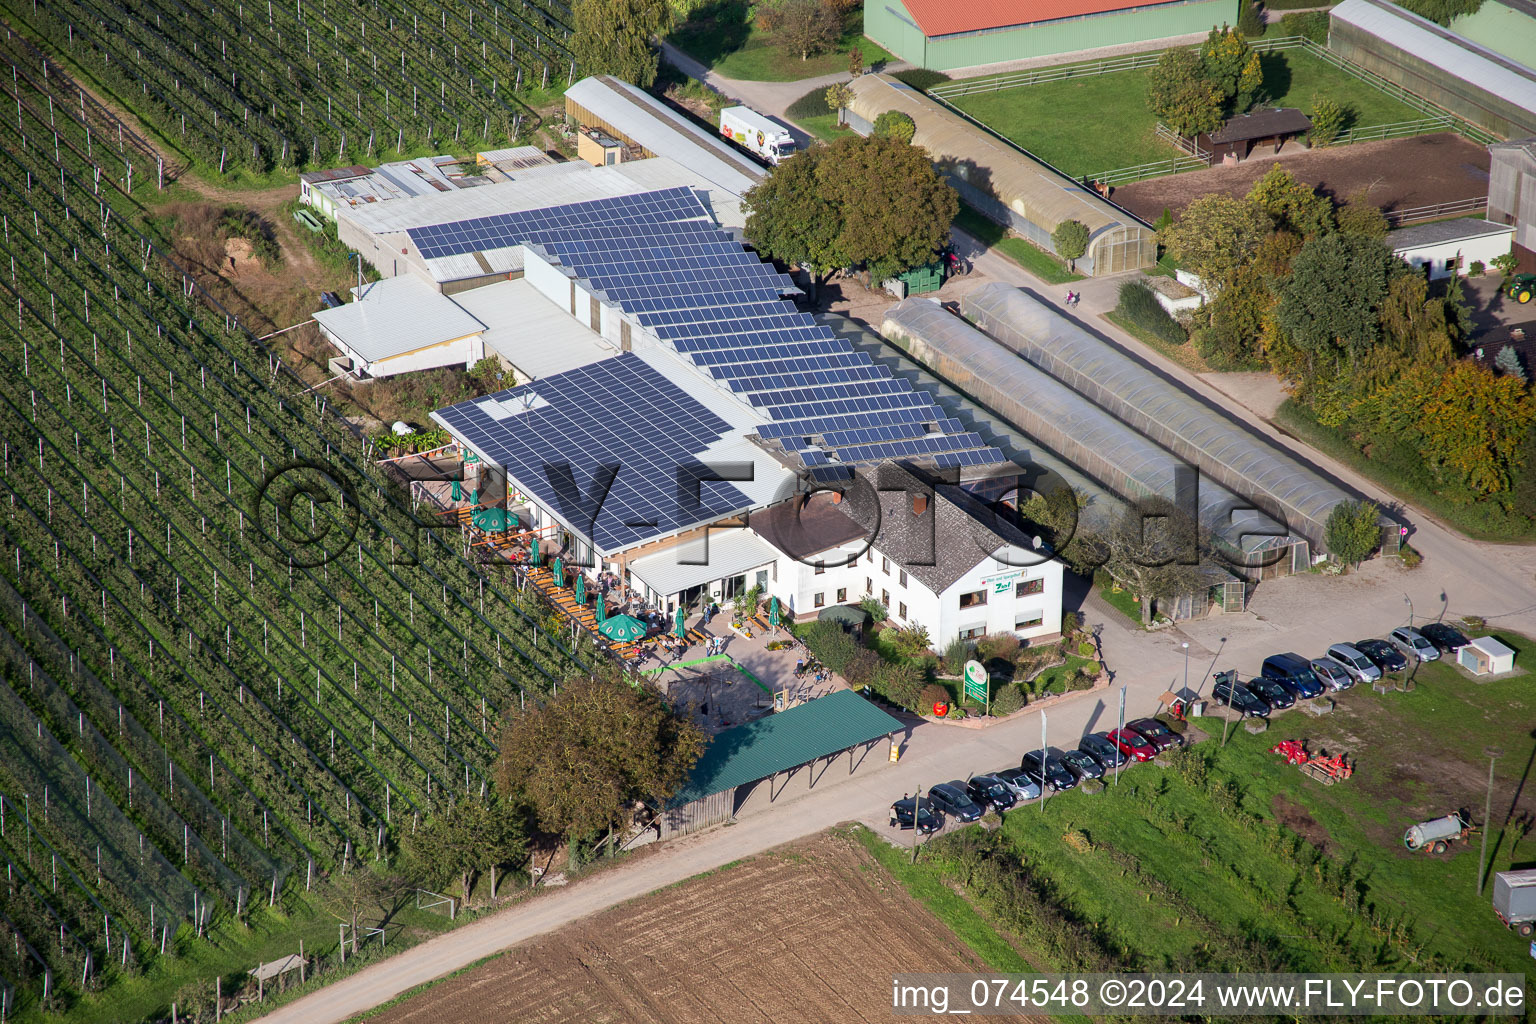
314;276;484;362
844;75;1139;241
628;529;778;596
668;689;901;807
565;76;763;197
1388;217;1513;249
1332;0;1536;116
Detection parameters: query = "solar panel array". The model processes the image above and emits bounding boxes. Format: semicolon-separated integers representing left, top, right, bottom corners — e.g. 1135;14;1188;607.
425;186;1005;547
435;355;754;552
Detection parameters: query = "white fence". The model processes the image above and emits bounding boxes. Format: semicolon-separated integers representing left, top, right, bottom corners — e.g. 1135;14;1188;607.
1383;195;1489;227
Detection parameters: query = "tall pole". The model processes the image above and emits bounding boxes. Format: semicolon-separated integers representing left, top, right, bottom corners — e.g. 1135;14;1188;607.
911;782;920;864
1404;593;1414;629
1039;712;1048;811
1479;748;1502;895
1182;642;1190;696
1114;687;1125;786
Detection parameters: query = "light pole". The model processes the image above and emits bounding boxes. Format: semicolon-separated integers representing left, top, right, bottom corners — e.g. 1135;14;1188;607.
1479;747;1502;895
1403;592;1414;629
347;251;363;293
1181;642;1190;696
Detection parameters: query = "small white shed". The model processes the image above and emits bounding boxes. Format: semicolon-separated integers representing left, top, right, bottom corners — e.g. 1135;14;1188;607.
1459;636;1516;676
1388;218;1515;280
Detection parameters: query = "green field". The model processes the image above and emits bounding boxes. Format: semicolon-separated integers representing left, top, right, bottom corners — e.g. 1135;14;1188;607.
948;48;1426;179
872;632;1536;980
667;1;893;82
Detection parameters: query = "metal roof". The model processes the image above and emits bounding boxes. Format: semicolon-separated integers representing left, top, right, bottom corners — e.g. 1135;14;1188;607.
1388;217;1514;250
1208;108;1312;144
961;283;1359;550
898;0;1198;37
313;276;485;363
628;529;779;597
667;689;901;807
448;278;619;379
1332;0;1536;117
565;76;763;197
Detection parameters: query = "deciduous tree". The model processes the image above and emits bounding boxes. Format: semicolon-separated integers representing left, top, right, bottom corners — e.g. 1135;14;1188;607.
572;0;672;88
753;0;841;60
872;109;916;143
1324;499;1381;567
1247;165;1333;238
1274;233;1396;375
497;672;705;839
742;147;843;274
1419;361;1536;495
1051;219;1090;271
1199;26;1264;111
406;798;527;901
1147;49;1225;137
1162;194;1270;291
1081;498;1211;625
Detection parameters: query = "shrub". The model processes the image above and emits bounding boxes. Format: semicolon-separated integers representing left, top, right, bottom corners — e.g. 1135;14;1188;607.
940;637;972;674
1061;611;1081;636
1115;280;1187;347
891;624;932;657
876;662;926;711
975;632;1020;663
1237;0;1265;37
892;68;951;91
1164;747;1209;787
798;620;859;672
878;625;901;650
1469;260;1486;276
872;110;916;143
1068;671;1097;691
946;705;967;720
1307;95;1353;147
1398;545;1423;570
859;597;888;623
786;87;830;120
1280;10;1329;41
1082;660;1101;677
1492;251;1520;276
989;684;1026;716
1077;640;1096;657
920;683;951;712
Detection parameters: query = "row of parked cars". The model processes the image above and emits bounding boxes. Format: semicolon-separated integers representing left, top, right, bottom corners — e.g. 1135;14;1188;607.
1211;623;1470;718
888;719;1187;833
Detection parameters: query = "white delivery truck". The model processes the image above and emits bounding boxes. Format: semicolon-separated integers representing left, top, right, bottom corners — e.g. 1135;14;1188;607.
720;106;796;165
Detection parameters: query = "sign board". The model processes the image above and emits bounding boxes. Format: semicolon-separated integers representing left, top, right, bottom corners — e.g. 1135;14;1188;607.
962;660;989;705
981;567;1025;593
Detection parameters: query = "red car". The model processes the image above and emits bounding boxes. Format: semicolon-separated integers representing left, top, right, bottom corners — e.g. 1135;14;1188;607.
1108;727;1157;762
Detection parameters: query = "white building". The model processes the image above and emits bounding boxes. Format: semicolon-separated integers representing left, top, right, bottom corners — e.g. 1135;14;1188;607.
312;277;486;378
1389;217;1516;279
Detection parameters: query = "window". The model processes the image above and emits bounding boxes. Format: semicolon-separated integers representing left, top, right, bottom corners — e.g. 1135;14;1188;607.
881;556;890;575
836;587;847;603
1015;614;1044;630
814;563;825;575
1016;578;1044;597
881;589;890;608
958;589;988;608
866;550;873;564
899;602;908;620
866;576;873;594
813;592;825;608
1444;257;1459;273
959;625;986;640
898;569;907;588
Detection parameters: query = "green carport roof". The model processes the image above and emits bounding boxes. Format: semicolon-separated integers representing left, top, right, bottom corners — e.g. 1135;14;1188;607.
666;689;902;808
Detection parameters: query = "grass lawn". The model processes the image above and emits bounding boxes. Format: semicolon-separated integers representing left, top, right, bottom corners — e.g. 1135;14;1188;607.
878;633;1536;979
1094;572;1145;626
795;113;856;142
949;48;1426;180
1275;399;1536;542
667;1;892;82
1029;653;1094;694
1103;310;1211;374
953;203;1082;285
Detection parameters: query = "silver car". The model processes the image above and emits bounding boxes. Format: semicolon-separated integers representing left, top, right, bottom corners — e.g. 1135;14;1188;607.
1310;657;1354;691
1326;642;1382;683
994;766;1044;802
1390;626;1440;662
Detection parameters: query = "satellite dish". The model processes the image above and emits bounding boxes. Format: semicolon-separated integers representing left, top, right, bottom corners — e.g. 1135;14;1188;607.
1032;535;1043;549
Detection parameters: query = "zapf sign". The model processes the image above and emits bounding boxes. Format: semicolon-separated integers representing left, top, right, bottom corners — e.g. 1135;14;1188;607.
982;568;1027;594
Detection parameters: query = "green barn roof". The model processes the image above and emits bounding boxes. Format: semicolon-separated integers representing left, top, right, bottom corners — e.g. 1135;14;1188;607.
667;689;902;807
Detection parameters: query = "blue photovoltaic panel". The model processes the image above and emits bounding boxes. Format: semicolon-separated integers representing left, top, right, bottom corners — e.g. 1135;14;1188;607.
435;353;753;553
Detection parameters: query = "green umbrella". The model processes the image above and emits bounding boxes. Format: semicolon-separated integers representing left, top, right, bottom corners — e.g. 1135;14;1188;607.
595;592;606;624
529;536;541;567
769;596;780;628
674;605;686;639
471;507;508;532
552;557;565;588
574;573;586;606
598;614;647;642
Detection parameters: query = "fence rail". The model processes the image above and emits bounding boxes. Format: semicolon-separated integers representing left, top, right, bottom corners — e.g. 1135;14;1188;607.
1333;115;1453;145
1383;195;1488;227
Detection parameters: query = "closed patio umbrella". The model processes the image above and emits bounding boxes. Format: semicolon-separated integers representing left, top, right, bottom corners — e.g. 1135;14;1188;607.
574;572;586;606
552;557;565;588
769;596;780;629
595;592;606;623
529;536;541;566
674;606;686;639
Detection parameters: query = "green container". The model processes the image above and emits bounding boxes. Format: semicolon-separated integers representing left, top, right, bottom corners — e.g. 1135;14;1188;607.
899;260;945;294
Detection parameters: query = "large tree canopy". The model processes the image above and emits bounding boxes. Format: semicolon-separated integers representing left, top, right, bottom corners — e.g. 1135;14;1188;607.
572;0;671;88
1162;193;1271;292
1274;233;1397;372
1147;48;1225;137
1082;497;1212;626
496;673;705;838
745;134;958;280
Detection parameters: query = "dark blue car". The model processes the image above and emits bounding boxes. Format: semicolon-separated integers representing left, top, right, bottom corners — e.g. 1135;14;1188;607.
1262;653;1326;698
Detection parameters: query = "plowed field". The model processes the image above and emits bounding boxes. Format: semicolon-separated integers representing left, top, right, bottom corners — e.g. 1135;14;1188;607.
370;831;1044;1023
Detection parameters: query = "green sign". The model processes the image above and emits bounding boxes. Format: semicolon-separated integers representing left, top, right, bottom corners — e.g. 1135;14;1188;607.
963;660;989;705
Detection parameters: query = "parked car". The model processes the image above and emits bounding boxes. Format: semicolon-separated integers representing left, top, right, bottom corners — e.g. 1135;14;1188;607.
890;796;942;834
995;766;1044;802
1107;728;1158;762
1020;751;1078;791
928;782;983;822
1355;637;1407;673
1421;622;1471;656
1127;717;1184;752
966;774;1017;812
1078;732;1127;770
1213;676;1270;718
1310;657;1353;691
1060;748;1106;781
1389;626;1440;663
1326;642;1382;683
1261;653;1326;698
1244;675;1294;711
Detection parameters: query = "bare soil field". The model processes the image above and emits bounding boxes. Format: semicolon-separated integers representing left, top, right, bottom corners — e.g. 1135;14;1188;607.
1115;132;1491;222
369;830;1043;1024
